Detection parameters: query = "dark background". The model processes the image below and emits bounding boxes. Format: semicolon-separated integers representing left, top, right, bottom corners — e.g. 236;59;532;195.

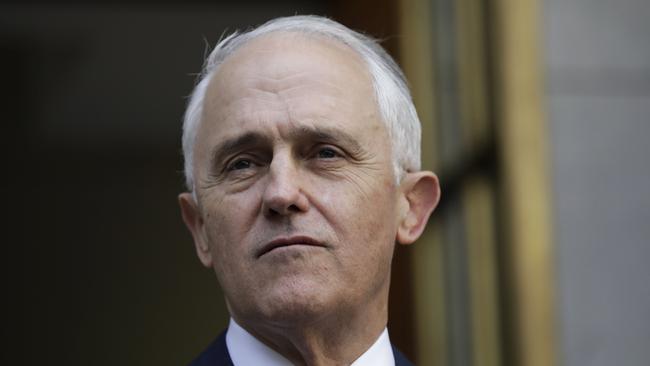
3;1;414;364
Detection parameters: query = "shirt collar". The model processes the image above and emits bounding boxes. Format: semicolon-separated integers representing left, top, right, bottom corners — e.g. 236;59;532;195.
226;318;395;366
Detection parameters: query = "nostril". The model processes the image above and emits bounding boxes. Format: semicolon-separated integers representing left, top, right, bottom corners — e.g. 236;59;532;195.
266;203;300;217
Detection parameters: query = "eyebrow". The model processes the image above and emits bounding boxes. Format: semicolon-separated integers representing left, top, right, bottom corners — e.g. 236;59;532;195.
287;125;363;154
210;132;269;169
209;125;364;168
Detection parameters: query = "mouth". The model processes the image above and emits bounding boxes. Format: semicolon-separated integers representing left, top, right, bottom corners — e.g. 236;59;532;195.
256;236;327;258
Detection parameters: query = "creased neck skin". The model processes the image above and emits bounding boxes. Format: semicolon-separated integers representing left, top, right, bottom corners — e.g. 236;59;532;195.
231;276;390;366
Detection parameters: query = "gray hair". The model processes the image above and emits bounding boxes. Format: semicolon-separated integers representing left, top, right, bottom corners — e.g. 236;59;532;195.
182;15;421;191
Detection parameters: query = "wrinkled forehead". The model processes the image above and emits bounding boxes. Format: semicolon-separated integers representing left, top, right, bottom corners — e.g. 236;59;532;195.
205;32;375;107
219;31;370;82
199;32;385;137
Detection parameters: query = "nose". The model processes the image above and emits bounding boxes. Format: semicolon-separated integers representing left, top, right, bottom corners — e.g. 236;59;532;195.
261;154;309;217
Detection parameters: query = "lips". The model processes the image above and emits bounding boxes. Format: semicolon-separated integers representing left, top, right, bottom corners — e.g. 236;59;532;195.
256;236;326;258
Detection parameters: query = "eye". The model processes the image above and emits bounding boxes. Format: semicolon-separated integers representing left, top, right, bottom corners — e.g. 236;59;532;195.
228;159;254;171
316;147;340;159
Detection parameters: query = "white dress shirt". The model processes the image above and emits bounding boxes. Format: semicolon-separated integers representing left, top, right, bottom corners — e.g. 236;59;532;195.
226;318;395;366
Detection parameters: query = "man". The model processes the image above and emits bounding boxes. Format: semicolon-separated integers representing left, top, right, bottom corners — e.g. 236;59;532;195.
178;15;440;366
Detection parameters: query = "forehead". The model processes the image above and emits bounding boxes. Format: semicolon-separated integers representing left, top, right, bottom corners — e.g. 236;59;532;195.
199;32;385;140
213;32;372;94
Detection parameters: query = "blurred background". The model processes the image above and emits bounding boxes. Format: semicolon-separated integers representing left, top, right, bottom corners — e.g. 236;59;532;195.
3;0;649;365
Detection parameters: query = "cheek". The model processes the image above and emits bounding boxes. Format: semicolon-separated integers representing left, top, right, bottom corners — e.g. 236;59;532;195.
201;191;261;271
324;182;398;294
203;203;259;299
203;187;261;235
312;175;398;248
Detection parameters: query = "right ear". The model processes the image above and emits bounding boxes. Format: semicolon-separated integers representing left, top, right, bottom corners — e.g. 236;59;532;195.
178;192;213;268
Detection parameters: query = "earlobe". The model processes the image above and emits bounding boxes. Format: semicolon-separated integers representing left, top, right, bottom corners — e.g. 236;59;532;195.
178;192;213;268
396;172;441;245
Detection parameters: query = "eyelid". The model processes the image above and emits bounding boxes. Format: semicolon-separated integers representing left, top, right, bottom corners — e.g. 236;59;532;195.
227;158;252;171
311;144;346;159
223;153;262;172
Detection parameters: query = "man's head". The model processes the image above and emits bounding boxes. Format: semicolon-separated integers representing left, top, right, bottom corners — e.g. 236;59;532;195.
182;16;422;191
179;15;439;333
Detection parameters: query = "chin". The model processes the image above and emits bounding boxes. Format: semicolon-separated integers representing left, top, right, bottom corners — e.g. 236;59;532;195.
254;282;341;326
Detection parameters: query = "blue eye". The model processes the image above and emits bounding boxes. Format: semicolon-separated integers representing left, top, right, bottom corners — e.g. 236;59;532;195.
317;147;339;159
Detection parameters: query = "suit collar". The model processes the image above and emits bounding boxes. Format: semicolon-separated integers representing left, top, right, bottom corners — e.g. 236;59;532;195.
189;320;413;366
226;318;397;366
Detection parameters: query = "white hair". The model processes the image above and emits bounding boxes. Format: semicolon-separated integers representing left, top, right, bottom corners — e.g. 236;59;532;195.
182;15;421;191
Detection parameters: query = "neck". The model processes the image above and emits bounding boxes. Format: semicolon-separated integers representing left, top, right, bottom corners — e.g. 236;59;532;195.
232;292;389;366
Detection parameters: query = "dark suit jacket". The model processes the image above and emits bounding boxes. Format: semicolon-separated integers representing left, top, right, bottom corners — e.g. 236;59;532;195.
189;332;414;366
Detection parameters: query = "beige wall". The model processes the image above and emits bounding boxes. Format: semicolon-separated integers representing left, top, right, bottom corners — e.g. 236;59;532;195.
543;0;650;365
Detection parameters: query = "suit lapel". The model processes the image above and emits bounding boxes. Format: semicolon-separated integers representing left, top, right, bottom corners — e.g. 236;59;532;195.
392;344;415;366
188;331;234;366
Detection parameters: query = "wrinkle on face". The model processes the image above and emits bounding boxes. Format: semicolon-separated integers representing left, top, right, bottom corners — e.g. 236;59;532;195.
338;161;387;200
240;72;352;97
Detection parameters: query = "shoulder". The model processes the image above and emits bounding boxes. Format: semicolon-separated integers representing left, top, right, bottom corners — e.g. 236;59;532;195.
188;332;234;366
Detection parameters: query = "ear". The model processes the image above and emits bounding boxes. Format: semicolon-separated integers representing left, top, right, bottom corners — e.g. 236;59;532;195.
396;171;441;245
178;192;213;268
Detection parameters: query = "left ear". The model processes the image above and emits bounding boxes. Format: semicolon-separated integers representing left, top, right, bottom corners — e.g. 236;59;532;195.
396;171;441;245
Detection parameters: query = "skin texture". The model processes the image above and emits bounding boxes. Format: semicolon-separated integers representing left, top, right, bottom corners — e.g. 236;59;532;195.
179;32;440;366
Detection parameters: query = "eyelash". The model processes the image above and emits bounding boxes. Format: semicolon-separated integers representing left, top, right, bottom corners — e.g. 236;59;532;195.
224;145;343;173
227;159;253;171
314;146;341;159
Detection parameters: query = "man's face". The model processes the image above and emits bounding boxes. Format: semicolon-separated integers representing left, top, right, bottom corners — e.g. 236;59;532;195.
186;33;402;325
